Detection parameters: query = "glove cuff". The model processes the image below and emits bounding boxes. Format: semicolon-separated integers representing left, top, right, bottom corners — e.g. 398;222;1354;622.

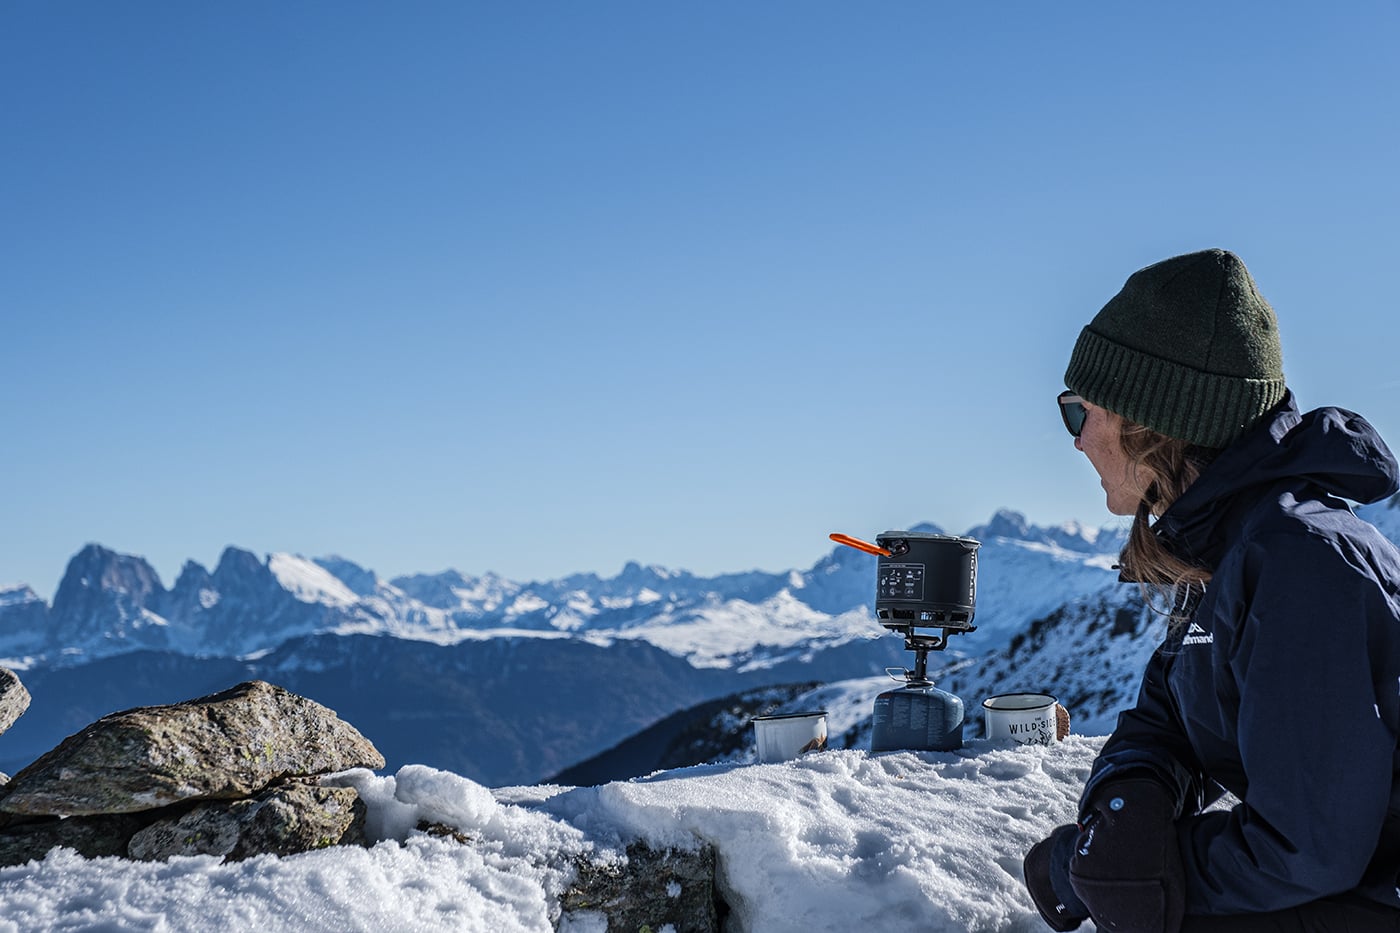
1024;826;1089;931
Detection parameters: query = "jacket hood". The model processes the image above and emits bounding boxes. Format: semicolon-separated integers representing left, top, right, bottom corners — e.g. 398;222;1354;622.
1155;391;1399;565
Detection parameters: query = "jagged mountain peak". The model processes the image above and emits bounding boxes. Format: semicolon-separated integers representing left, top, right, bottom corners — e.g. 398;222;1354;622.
391;568;471;588
390;568;513;610
558;561;692;599
313;556;380;597
0;582;47;650
616;560;681;583
1;584;43;606
42;544;169;653
67;542;115;565
52;544;164;603
963;509;1128;555
173;559;214;591
966;509;1033;541
213;546;265;579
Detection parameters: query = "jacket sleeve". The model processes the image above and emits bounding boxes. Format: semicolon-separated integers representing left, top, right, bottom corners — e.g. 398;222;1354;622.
1177;529;1397;914
1080;640;1208;813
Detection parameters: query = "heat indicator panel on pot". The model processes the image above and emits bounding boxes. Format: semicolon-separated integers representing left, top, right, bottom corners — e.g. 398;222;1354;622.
878;563;924;601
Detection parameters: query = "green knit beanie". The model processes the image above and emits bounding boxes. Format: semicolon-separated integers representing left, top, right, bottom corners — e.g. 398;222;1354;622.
1064;248;1286;448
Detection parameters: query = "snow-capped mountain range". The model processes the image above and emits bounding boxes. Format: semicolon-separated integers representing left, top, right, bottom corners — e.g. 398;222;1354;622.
0;510;1127;671
3;501;1397;787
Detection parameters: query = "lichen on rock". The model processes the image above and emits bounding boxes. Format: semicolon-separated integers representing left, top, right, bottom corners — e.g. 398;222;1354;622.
0;680;384;817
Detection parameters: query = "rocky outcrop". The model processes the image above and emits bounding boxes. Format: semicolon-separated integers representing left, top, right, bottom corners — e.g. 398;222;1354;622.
0;680;383;817
0;680;381;866
126;781;367;861
0;666;30;737
561;841;721;933
0;665;32;784
0;811;149;863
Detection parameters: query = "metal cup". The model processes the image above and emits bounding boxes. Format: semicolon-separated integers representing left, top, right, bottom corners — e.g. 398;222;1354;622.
982;693;1059;746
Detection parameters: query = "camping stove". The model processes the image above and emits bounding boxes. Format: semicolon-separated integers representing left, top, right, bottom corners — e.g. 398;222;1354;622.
832;530;981;752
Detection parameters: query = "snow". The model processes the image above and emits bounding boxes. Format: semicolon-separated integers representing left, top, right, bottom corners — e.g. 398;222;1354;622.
782;675;894;738
267;554;359;608
506;594;550;617
0;585;40;608
957;538;1120;652
0;737;1103;932
623;592;883;670
599;585;663;607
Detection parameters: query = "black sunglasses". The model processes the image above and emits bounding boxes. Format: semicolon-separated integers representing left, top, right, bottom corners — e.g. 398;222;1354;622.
1058;391;1086;437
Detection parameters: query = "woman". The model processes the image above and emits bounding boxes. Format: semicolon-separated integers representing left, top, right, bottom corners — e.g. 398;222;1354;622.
1022;249;1400;932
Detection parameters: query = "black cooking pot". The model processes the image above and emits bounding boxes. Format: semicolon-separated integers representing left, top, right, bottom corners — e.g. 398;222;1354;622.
872;531;979;631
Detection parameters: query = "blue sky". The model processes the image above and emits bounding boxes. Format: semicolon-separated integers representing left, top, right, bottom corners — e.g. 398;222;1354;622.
3;2;1398;597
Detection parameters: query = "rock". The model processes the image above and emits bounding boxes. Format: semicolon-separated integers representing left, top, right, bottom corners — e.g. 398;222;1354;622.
0;667;31;736
0;681;381;866
0;812;150;867
128;781;367;861
0;680;384;817
416;820;475;846
560;841;720;933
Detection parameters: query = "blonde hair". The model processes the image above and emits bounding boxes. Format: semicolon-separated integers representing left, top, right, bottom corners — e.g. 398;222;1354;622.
1113;418;1219;609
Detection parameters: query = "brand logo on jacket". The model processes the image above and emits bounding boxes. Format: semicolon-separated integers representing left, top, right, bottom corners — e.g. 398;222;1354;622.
1183;621;1214;646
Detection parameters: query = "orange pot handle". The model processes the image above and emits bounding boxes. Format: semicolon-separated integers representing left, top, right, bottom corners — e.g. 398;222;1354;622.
829;532;892;557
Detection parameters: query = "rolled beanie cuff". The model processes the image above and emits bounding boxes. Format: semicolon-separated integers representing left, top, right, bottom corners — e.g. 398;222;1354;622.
1065;328;1286;448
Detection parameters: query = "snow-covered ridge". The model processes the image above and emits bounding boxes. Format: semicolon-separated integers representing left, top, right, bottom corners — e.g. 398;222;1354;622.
268;554;359;607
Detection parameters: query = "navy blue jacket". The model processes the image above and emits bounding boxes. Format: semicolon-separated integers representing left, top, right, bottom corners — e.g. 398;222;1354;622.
1082;393;1400;914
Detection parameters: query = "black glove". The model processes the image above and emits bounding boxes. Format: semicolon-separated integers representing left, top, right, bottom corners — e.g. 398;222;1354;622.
1023;823;1090;931
1068;777;1185;933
